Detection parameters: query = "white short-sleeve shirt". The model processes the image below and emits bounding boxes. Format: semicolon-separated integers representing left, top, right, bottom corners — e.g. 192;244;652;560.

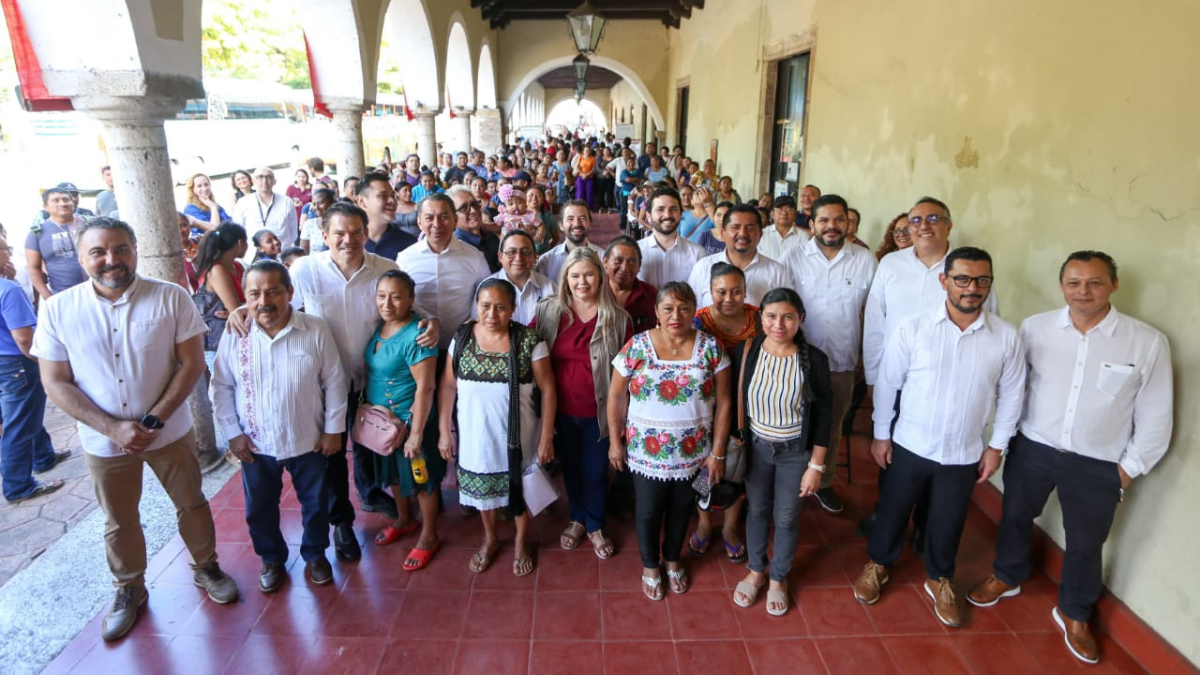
32;276;207;457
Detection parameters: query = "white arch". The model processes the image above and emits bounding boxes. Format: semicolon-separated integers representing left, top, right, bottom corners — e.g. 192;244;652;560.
444;17;474;111
504;55;665;130
383;0;439;110
477;41;497;109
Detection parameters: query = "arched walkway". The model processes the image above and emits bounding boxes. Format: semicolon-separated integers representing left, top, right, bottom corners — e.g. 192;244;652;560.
477;41;498;109
504;55;665;131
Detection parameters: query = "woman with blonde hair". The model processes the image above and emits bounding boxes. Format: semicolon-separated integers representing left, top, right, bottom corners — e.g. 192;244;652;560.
533;248;631;559
183;173;230;235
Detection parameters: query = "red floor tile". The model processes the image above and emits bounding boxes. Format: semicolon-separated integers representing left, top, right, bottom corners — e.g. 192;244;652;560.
675;640;753;675
603;641;679;674
817;636;901;675
534;591;603;640
531;641;603;675
744;638;826;673
379;639;458;674
668;590;742;640
462;590;535;640
600;591;672;641
797;587;876;637
452;639;529;675
952;632;1043;675
883;635;973;675
391;590;468;639
299;637;387;674
48;470;1187;675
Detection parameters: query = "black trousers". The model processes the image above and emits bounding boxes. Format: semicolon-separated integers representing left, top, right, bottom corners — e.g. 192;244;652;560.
632;473;695;568
993;434;1121;622
877;391;930;534
868;443;977;580
325;387;361;527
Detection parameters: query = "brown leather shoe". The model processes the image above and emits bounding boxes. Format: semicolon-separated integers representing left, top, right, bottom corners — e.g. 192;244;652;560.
967;574;1021;607
924;577;963;628
853;562;889;604
1053;606;1099;664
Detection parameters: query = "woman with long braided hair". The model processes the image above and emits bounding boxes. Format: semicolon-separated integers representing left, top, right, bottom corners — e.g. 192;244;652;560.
729;287;834;617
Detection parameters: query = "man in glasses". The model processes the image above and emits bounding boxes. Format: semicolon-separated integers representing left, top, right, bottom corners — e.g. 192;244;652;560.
357;172;416;261
449;185;501;272
854;246;1025;630
535;200;604;283
967;251;1172;664
476;230;554;326
233;167;299;261
860;197;998;542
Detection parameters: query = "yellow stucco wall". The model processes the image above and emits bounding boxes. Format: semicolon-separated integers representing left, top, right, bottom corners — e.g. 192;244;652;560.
667;0;1199;665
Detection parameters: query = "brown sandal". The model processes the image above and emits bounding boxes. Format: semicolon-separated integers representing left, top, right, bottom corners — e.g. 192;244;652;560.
589;530;614;560
559;521;585;550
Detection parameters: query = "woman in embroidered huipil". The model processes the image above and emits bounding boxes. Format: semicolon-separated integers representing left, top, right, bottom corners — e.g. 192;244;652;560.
608;282;733;601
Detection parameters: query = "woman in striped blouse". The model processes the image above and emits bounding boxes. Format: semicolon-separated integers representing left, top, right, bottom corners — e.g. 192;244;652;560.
730;287;834;617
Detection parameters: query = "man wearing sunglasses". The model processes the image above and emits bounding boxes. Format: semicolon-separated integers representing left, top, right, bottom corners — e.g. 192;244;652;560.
854;246;1025;630
449;185;501;273
860;197;999;543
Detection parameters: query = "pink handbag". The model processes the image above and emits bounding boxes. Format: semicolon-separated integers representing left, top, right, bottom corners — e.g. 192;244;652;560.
351;404;407;456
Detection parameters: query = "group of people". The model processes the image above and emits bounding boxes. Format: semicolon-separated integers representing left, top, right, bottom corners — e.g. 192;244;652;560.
9;132;1174;668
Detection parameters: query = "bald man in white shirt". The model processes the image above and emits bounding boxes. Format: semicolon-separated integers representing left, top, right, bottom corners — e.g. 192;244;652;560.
967;251;1173;665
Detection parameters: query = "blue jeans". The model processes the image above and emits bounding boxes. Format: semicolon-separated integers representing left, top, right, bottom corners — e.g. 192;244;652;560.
745;436;810;581
242;451;330;564
0;356;57;501
555;414;607;533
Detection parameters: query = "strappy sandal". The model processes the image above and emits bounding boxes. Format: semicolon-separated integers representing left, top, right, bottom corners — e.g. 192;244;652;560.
666;566;690;595
513;555;535;577
734;577;766;608
588;530;614;560
559;521;586;550
687;531;711;557
642;571;664;601
469;546;499;574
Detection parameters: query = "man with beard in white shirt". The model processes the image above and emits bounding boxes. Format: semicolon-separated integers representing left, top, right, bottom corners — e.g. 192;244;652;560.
637;187;706;289
859;196;998;544
535;200;604;283
854;246;1025;631
783;194;877;514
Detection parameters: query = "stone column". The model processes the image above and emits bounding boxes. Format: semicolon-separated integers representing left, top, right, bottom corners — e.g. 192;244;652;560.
328;103;366;180
474;108;503;155
453;110;473;153
414;110;438;170
72;93;223;472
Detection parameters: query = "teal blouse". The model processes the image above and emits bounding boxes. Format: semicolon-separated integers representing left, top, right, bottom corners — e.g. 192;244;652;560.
362;319;437;422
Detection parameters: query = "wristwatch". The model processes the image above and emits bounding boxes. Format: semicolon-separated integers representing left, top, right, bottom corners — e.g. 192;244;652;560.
140;413;165;430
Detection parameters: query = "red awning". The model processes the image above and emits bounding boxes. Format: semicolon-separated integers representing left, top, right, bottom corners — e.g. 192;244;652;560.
1;0;73;111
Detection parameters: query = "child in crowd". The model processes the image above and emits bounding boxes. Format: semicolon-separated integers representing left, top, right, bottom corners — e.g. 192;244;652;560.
280;246;307;267
251;229;282;262
493;185;542;241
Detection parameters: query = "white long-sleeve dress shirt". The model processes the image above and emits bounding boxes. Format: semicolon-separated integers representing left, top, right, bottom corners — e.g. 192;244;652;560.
1018;307;1173;478
785;238;878;373
637;233;705;289
872;305;1026;465
398;237;490;349
687;250;792;309
863;246;999;384
211;311;347;460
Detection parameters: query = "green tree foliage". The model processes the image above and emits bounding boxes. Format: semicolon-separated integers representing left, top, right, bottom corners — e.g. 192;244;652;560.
201;0;310;88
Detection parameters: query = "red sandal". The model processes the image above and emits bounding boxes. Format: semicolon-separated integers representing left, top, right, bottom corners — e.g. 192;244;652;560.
374;521;419;546
403;542;441;571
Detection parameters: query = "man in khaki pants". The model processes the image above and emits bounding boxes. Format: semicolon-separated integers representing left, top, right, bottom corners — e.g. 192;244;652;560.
34;217;239;642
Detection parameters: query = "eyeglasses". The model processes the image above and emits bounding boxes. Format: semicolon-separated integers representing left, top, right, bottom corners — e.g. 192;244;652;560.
456;200;483;214
908;214;949;227
501;248;535;258
948;274;993;289
1;247;11;254
894;227;912;236
253;174;275;181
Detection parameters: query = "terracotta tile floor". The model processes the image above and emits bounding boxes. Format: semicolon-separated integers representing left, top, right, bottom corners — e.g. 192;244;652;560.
43;431;1159;675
